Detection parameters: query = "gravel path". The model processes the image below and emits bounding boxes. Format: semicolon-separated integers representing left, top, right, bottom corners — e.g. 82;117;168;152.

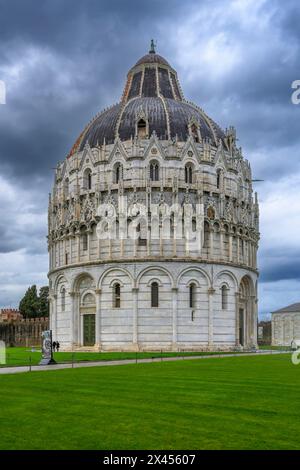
0;350;289;375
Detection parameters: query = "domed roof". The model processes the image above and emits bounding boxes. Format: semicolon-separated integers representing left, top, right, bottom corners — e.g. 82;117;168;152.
69;44;226;156
134;53;171;68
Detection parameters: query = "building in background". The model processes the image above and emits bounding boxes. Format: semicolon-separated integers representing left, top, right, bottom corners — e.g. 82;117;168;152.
272;303;300;346
48;44;260;351
0;309;23;323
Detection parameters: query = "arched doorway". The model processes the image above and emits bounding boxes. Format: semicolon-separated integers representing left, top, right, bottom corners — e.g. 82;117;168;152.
73;274;96;347
81;292;96;346
238;276;255;348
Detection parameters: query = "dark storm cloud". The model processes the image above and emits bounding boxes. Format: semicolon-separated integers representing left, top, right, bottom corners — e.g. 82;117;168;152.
0;0;191;182
0;0;299;181
259;253;300;282
0;0;299;308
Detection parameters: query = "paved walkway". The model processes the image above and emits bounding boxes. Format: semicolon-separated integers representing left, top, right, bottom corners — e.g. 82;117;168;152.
0;350;289;375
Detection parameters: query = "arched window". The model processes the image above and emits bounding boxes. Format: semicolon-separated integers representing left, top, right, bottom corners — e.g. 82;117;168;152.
61;287;66;312
82;233;88;251
189;283;195;309
185;164;193;184
137;119;147;138
221;285;228;310
84;169;92;190
191;123;199;143
217;170;221;189
113;283;121;308
150;161;159;182
151;282;159;307
204;221;210;248
137;222;147;246
64;178;69;197
114;163;123;184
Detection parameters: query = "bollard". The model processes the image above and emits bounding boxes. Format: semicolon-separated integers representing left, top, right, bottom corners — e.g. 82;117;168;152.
72;353;74;368
29;355;32;372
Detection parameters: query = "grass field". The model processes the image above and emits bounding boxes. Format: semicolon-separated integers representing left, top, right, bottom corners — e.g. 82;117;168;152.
0;354;299;450
1;346;270;368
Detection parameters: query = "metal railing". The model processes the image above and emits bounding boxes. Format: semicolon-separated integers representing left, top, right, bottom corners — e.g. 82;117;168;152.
0;346;291;371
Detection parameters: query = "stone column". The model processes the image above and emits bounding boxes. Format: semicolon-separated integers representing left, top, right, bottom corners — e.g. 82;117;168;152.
237;236;240;264
98;237;101;260
172;222;177;257
250;295;257;347
172;287;178;350
209;227;214;260
74;292;82;345
76;234;80;263
234;292;240;347
50;295;57;340
63;238;66;265
159;224;163;256
69;237;72;264
132;287;139;350
229;233;233;262
220;228;224;261
95;288;101;350
87;231;91;262
245;297;251;346
147;223;151;256
208;288;215;349
248;241;252;267
69;291;76;348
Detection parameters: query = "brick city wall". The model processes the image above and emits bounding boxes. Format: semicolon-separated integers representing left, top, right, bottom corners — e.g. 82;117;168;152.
0;317;49;347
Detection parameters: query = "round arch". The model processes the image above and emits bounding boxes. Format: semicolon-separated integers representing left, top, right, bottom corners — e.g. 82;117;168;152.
98;267;134;289
176;266;211;289
54;274;68;295
239;275;255;297
136;265;175;289
71;272;96;292
213;270;238;291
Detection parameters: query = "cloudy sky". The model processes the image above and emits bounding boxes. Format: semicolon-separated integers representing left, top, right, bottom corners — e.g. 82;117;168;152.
0;0;299;318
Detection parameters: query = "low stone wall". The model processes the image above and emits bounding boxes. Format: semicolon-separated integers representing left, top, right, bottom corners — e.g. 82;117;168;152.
0;318;49;347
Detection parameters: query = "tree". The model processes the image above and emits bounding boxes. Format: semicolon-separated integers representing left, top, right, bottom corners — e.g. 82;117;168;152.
38;286;49;317
19;285;40;318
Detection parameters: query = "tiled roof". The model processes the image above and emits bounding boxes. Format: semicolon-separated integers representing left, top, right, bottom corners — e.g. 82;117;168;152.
272;302;300;314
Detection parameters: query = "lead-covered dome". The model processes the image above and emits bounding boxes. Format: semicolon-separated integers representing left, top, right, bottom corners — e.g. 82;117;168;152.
69;44;226;156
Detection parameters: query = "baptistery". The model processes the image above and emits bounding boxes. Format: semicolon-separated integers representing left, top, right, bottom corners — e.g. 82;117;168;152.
48;43;260;351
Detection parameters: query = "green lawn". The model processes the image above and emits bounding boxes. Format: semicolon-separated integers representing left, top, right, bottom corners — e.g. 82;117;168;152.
2;347;263;368
0;354;299;450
